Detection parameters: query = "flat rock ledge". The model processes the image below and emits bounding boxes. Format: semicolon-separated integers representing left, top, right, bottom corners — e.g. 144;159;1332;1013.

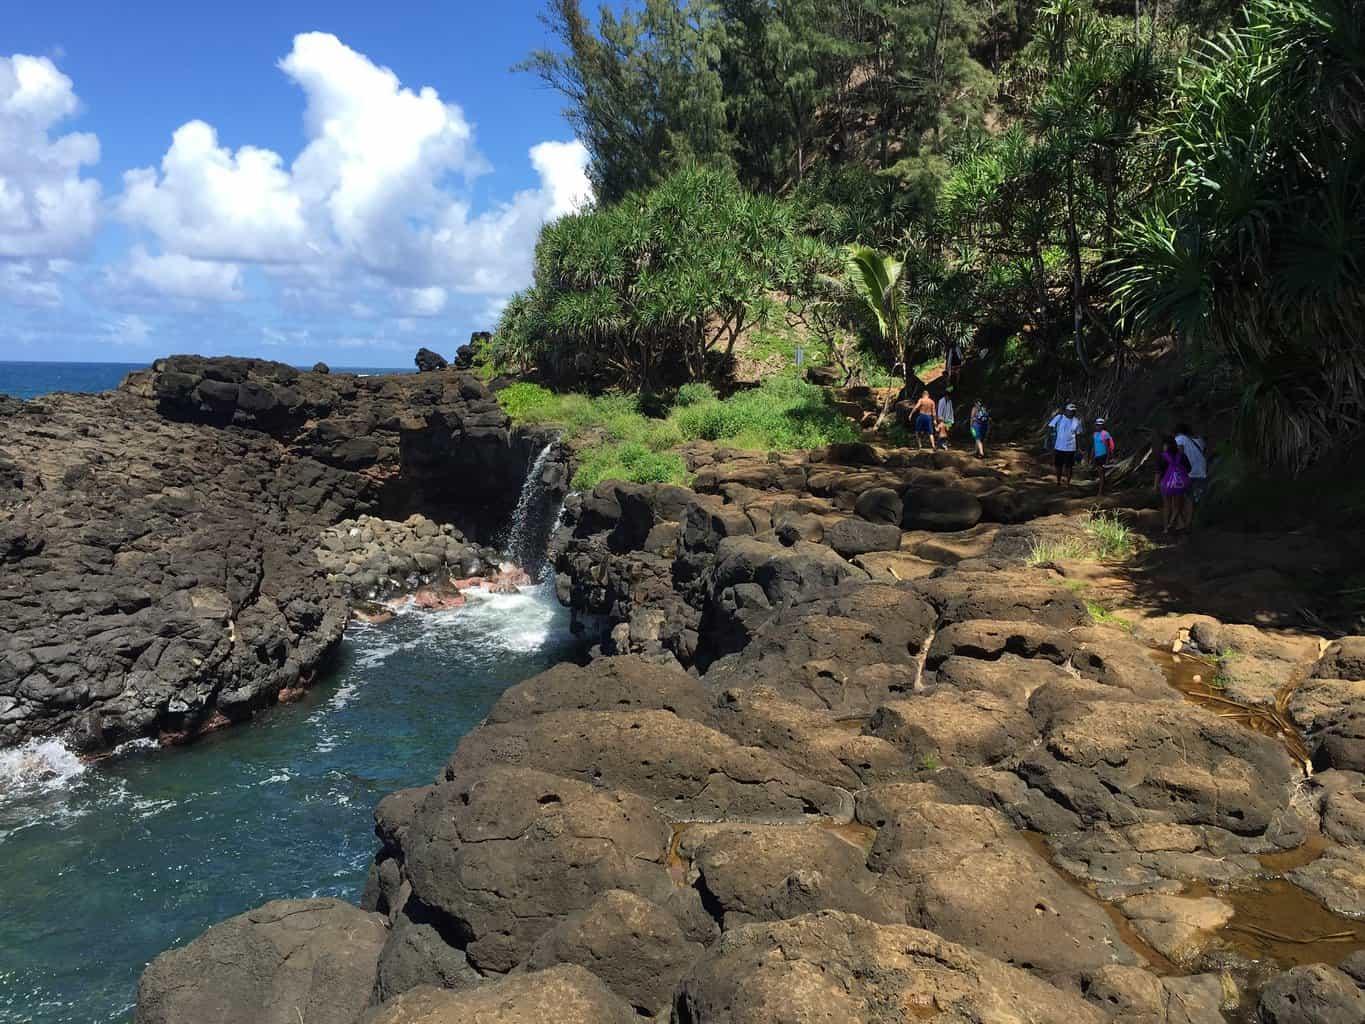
136;435;1365;1022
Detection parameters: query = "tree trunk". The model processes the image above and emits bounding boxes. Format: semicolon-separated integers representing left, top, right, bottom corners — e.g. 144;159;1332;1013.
1065;159;1090;373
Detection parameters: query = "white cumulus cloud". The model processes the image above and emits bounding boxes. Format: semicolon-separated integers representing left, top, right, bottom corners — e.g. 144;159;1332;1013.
115;33;592;314
0;54;101;262
111;245;245;302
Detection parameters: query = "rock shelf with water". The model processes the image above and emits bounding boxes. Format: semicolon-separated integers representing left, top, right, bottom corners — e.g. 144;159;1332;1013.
6;357;1365;1023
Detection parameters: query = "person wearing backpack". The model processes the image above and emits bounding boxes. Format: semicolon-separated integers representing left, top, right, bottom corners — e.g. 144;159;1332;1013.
970;399;991;458
1091;418;1116;497
1156;435;1193;533
1175;423;1209;514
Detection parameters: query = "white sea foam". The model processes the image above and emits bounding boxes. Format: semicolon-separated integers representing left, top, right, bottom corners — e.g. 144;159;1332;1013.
109;736;158;757
0;738;86;799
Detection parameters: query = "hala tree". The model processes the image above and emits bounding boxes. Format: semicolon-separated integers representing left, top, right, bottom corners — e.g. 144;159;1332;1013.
1109;0;1365;472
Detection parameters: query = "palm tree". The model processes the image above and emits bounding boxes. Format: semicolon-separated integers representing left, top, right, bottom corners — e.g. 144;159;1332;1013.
842;244;908;384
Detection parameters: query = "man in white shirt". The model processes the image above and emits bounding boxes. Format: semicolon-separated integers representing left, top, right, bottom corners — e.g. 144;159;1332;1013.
936;389;956;449
1047;403;1083;485
1175;422;1208;509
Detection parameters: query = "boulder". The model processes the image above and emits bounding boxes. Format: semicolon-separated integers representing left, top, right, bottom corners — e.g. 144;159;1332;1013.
135;899;387;1024
485;656;708;724
926;619;1077;669
1313;637;1365;681
1017;700;1296;834
1256;964;1365;1024
867;688;1037;768
1079;965;1232;1024
361;965;637;1024
414;347;448;372
903;487;983;532
673;911;1108;1024
444;710;852;825
677;823;890;930
916;572;1088;628
374;904;479;1002
853;486;902;525
823;517;902;558
521;890;701;1016
401;767;674;973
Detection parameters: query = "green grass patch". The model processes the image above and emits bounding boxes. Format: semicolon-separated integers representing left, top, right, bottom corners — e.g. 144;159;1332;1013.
1084;512;1139;561
497;374;859;489
1085;599;1134;633
1026;536;1091;565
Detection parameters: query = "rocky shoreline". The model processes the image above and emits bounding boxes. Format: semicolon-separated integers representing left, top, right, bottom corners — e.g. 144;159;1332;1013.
6;357;1365;1022
0;357;562;751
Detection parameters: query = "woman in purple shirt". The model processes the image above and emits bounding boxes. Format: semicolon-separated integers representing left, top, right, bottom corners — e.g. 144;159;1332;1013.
1156;436;1192;533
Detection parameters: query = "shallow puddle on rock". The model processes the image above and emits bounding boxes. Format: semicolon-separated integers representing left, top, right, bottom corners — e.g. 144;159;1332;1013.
1020;832;1178;975
1147;648;1311;769
1202;877;1364;967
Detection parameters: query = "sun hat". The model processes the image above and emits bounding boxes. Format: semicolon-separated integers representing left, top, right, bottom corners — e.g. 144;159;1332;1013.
1095;417;1106;426
1065;402;1077;412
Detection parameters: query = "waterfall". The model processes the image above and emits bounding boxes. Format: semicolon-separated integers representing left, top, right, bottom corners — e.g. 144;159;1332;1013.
503;441;561;578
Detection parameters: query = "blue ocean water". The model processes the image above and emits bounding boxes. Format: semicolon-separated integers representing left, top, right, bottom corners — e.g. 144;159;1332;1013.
0;361;409;401
0;587;574;1024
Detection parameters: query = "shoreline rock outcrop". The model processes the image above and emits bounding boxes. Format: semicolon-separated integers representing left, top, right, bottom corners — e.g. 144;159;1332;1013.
136;427;1365;1022
0;357;553;751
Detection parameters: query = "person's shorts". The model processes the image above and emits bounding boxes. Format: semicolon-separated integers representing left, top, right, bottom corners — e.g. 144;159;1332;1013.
1054;450;1076;471
970;423;986;440
1093;453;1109;468
914;413;934;435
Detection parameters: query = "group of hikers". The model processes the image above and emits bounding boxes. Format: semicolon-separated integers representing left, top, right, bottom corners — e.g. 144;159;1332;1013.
909;386;991;458
1047;403;1210;532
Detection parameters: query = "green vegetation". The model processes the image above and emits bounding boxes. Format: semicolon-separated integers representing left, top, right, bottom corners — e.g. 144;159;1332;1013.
498;0;1363;473
1084;512;1139;561
1026;512;1140;565
1026;536;1091;566
1085;600;1134;633
497;375;858;489
1109;0;1365;473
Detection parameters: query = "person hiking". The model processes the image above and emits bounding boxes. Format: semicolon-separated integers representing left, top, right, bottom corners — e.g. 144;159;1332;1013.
970;399;991;458
912;389;936;450
1047;403;1083;486
1156;435;1193;533
1175;423;1209;514
936;389;956;449
1091;418;1116;497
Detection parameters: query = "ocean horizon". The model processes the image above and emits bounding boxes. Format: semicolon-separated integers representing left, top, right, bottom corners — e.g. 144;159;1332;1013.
0;360;411;402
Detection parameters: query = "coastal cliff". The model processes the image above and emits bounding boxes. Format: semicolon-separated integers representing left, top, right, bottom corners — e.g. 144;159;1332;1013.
0;357;553;750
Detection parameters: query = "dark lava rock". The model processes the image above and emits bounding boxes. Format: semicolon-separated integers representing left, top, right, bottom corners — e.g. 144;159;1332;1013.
673;911;1107;1024
400;766;675;973
135;898;386;1024
312;362;330;374
853;485;903;525
1256;964;1365;1023
824;517;902;557
1;357;534;748
903;486;983;531
522;889;702;1015
414;347;448;372
363;965;638;1024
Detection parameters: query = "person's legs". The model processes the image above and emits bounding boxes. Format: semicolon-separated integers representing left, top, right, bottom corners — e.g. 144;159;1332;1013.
1054;451;1064;485
1097;462;1106;497
1179;492;1195;531
1063;451;1075;485
1161;494;1172;532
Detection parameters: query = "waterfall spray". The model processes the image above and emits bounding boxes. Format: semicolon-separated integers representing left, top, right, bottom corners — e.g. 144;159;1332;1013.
503;441;562;578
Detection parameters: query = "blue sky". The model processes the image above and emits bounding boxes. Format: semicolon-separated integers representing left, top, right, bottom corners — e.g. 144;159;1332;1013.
0;1;590;366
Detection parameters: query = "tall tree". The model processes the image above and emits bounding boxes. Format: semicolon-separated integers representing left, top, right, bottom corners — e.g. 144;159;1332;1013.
523;0;733;201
